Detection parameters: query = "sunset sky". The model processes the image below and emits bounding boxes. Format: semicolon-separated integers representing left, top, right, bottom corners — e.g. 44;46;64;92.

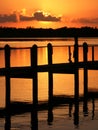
0;0;98;28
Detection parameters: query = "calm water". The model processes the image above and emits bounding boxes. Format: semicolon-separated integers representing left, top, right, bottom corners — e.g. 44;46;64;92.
0;37;98;108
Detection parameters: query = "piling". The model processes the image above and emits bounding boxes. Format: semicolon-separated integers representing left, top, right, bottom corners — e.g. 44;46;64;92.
47;43;53;123
4;44;11;130
31;44;38;128
74;37;79;125
74;37;79;101
83;42;88;114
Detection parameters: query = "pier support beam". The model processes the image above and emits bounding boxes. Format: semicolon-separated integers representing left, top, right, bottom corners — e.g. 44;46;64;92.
74;37;79;126
31;45;38;130
83;42;88;115
47;43;53;125
74;37;79;101
5;44;11;130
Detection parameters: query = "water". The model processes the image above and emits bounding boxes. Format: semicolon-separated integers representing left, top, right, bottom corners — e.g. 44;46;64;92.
0;37;98;108
0;99;98;130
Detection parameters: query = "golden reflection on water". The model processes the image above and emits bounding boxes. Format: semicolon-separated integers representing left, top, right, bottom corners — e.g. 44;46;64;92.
38;47;48;65
0;77;5;107
0;50;5;67
53;74;74;96
11;78;32;102
53;46;69;63
11;49;30;67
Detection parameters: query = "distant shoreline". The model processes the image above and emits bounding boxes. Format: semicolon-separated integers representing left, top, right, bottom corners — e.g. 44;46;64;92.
0;27;98;39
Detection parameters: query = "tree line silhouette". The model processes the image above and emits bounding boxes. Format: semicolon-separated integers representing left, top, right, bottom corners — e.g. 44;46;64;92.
0;26;98;38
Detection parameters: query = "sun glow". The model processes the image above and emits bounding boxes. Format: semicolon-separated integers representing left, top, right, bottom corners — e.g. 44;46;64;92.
43;12;50;17
21;8;26;15
34;10;51;17
0;0;98;28
39;21;52;28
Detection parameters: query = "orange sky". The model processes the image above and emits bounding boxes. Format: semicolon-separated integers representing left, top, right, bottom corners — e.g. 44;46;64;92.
0;0;98;28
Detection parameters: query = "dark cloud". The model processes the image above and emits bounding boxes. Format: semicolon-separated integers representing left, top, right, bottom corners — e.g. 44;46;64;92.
20;11;61;22
0;14;17;23
72;18;98;24
33;11;61;22
20;15;34;21
0;11;61;23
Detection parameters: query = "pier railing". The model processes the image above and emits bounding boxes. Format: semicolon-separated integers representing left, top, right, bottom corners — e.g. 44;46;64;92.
0;38;98;104
0;37;98;129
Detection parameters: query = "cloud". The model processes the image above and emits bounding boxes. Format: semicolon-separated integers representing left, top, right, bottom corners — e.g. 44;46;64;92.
0;13;17;23
33;11;61;22
0;11;61;23
72;18;98;24
20;15;34;21
20;11;61;22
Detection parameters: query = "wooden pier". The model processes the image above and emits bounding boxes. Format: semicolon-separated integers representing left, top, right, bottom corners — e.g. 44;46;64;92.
0;37;98;129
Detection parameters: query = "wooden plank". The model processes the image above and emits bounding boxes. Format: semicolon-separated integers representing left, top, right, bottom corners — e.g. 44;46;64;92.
0;67;33;78
78;61;98;70
1;61;98;78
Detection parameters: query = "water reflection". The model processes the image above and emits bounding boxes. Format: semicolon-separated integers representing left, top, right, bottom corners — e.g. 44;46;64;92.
92;98;95;120
83;99;88;117
5;109;11;130
73;98;95;128
31;107;38;130
69;101;73;117
4;98;96;130
73;101;79;128
47;103;53;125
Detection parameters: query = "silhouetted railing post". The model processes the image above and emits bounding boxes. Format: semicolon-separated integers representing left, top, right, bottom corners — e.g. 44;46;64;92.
31;44;38;130
74;37;79;126
47;43;53;124
83;42;88;114
74;37;79;100
5;44;11;130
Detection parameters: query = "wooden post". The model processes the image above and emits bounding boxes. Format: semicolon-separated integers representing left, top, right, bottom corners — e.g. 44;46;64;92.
31;44;38;106
74;37;79;101
74;37;79;126
83;42;88;115
47;43;53;124
31;44;38;130
4;44;11;130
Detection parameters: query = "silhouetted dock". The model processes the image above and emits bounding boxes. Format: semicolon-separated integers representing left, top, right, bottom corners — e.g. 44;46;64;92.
0;37;98;129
